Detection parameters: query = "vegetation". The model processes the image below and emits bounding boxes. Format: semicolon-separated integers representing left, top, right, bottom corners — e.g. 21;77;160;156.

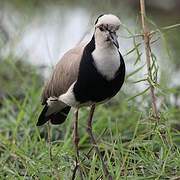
0;1;180;179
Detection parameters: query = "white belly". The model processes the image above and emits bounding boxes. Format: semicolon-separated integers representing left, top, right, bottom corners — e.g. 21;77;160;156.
92;47;120;80
58;82;110;108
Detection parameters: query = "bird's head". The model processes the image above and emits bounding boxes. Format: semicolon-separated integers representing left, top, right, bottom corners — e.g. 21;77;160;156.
94;14;121;49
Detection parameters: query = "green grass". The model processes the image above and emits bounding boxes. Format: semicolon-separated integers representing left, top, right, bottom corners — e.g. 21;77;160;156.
0;59;180;180
0;17;180;179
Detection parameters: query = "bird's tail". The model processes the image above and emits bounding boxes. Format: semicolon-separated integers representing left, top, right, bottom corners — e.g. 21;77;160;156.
37;105;71;126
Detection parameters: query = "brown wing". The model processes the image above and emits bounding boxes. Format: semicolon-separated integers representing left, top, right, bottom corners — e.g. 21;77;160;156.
41;43;86;105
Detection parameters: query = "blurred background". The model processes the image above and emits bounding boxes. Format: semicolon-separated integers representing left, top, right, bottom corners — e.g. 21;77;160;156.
0;0;180;179
0;0;180;104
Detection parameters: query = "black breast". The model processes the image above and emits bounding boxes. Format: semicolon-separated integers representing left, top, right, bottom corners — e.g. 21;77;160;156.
73;36;125;104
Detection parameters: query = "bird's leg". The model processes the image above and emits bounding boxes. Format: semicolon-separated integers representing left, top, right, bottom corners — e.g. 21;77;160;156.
72;109;83;180
47;120;52;161
86;105;112;180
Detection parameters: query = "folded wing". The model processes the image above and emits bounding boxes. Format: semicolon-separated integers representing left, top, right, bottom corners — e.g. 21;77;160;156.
37;44;86;126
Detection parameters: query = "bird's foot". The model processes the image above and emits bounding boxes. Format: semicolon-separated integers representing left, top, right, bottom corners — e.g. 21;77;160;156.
107;173;112;180
72;158;83;180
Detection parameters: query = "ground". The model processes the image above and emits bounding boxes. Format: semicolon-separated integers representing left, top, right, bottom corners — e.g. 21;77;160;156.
0;60;179;179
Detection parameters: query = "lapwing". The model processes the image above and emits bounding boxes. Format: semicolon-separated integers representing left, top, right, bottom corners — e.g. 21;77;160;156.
37;14;126;179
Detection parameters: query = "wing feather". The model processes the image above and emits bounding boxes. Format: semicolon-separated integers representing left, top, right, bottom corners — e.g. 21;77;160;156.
41;44;86;105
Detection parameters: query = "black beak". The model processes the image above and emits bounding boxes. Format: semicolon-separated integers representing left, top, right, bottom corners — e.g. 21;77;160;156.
109;32;119;49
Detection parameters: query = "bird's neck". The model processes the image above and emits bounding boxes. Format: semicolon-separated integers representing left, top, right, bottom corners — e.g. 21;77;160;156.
87;35;117;52
86;35;120;81
85;35;96;53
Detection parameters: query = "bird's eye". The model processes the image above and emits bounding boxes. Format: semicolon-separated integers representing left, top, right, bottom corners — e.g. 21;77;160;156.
99;26;104;31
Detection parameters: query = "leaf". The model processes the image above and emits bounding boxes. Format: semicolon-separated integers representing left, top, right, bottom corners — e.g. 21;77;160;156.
158;29;171;59
146;17;171;59
162;23;180;31
132;78;147;84
127;86;150;101
123;43;141;57
126;63;146;80
133;37;142;65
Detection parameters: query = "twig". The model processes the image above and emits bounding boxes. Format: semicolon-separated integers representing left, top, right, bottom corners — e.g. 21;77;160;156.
121;23;180;40
140;0;159;125
55;164;61;180
119;33;143;39
47;121;53;161
47;121;61;180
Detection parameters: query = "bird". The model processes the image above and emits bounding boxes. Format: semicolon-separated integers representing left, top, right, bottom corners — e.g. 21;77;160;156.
37;14;125;179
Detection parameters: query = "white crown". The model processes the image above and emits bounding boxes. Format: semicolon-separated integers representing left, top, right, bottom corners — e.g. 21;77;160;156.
96;14;121;27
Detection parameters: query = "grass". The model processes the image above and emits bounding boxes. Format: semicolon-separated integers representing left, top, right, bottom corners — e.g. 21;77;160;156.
0;58;180;180
0;4;180;177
